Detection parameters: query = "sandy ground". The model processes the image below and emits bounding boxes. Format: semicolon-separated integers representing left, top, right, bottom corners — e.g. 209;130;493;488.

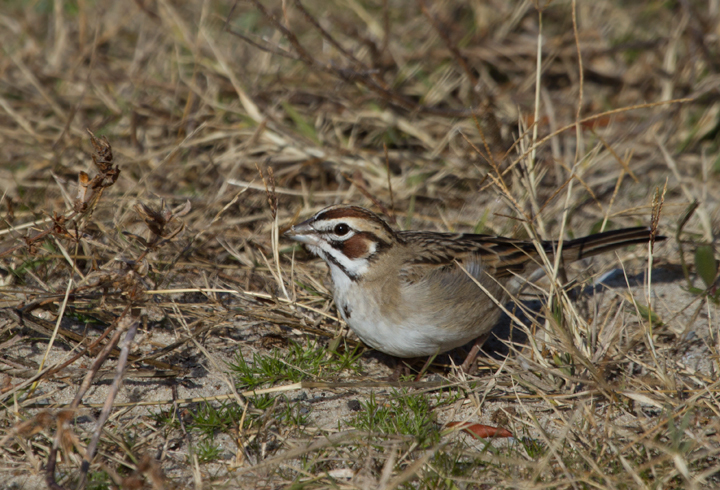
5;255;718;488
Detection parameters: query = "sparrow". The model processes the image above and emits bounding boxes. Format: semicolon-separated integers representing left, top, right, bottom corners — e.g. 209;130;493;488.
284;204;664;363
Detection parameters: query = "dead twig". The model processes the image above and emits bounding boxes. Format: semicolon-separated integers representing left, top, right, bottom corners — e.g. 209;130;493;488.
75;318;139;489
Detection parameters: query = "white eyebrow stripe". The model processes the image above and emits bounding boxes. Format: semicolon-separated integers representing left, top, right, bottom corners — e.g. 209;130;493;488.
313;217;364;232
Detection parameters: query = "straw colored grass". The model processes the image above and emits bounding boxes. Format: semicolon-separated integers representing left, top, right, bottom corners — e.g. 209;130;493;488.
1;0;719;488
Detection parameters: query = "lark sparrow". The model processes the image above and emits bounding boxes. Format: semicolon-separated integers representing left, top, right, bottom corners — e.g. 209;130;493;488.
285;205;664;360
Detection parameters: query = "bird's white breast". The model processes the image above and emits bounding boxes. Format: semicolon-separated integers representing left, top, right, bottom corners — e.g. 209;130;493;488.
329;263;482;357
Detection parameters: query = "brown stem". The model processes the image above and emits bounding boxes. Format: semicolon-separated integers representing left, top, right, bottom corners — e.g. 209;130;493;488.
75;319;139;490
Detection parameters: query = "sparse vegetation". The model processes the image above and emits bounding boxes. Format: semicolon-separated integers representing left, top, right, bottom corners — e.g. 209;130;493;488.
229;340;364;389
1;0;719;488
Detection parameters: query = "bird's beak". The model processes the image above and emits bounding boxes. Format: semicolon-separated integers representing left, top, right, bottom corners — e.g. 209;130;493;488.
283;218;319;245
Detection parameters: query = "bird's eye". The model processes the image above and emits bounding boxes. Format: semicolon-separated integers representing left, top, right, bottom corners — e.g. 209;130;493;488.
334;223;350;236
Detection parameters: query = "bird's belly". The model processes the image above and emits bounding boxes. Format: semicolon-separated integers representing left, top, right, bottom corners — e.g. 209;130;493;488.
336;287;488;358
351;316;478;357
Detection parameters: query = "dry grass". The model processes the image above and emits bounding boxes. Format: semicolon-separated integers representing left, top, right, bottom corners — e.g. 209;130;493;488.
1;0;719;488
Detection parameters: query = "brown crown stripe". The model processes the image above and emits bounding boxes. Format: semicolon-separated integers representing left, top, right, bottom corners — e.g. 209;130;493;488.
317;206;381;222
315;206;395;234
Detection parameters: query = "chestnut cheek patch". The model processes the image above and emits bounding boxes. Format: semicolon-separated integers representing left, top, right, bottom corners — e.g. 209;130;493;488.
342;234;370;260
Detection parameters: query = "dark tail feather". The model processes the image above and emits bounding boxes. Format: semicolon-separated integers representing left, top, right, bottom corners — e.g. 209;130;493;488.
548;227;666;262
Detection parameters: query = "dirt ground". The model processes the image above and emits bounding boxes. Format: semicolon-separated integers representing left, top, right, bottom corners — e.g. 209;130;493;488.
1;1;719;488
